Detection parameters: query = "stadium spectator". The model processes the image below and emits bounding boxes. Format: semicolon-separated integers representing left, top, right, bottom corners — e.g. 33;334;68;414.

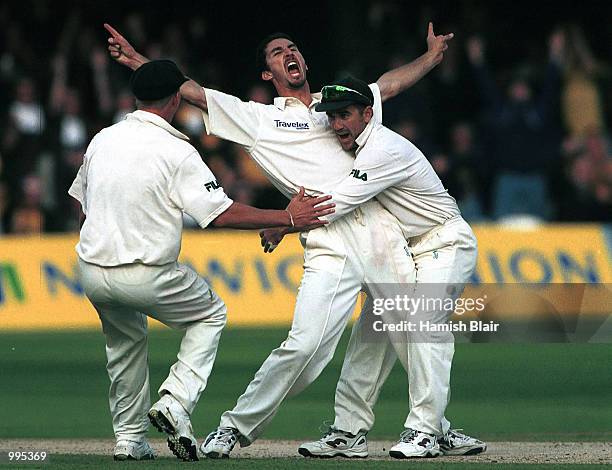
433;122;487;221
557;132;612;221
466;33;564;222
561;24;607;139
10;173;43;234
3;77;45;206
0;3;609;232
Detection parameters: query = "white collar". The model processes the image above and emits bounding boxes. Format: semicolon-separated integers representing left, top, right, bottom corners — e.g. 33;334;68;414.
355;118;377;153
273;92;322;111
126;110;190;141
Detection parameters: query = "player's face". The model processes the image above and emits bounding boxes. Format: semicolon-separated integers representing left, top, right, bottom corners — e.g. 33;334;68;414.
326;105;373;151
262;38;308;89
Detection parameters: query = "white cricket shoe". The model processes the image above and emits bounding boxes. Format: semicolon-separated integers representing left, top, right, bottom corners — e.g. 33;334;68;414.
200;426;240;459
439;429;487;456
113;439;155;461
148;393;198;461
389;428;441;459
298;428;368;458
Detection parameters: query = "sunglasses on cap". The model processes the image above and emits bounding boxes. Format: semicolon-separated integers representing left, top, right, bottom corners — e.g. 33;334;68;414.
321;85;372;104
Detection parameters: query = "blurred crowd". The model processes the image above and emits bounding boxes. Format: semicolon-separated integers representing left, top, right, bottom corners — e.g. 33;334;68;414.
0;2;610;235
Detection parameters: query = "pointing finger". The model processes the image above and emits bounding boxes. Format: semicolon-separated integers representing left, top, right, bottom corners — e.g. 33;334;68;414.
428;22;434;37
103;23;122;40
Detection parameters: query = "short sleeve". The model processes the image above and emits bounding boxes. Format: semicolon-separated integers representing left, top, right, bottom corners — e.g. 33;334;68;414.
201;88;262;149
369;83;383;124
169;152;234;228
68;159;87;213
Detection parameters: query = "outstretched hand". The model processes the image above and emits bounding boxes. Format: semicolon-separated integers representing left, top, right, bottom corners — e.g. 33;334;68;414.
426;22;454;67
104;23;148;70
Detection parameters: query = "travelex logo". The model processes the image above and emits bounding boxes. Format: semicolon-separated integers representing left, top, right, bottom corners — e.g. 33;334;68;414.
274;120;310;130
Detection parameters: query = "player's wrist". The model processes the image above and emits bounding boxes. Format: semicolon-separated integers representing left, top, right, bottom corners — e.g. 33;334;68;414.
423;49;439;69
285;209;295;228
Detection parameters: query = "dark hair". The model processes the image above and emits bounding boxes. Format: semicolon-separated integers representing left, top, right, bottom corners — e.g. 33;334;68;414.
255;32;294;73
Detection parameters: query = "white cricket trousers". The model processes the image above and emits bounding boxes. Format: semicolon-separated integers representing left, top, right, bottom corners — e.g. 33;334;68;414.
333;215;478;436
219;200;415;445
78;259;227;442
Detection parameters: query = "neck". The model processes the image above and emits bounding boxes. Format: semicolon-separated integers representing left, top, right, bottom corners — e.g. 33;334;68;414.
139;107;173;123
274;81;313;106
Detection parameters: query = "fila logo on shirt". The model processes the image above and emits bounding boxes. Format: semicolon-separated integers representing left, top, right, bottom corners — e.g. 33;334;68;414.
350;169;368;181
205;180;221;191
274;119;310;130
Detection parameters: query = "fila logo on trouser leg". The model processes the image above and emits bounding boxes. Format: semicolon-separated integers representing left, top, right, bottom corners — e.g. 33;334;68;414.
205;180;221;191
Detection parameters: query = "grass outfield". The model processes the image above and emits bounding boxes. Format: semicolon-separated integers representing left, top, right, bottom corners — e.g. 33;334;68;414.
1;456;607;469
0;328;611;442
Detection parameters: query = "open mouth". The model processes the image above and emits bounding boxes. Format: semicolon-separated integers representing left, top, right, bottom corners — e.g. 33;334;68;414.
286;60;301;78
336;132;352;145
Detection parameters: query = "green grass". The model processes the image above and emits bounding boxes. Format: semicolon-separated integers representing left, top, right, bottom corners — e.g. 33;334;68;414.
0;328;611;442
1;456;609;469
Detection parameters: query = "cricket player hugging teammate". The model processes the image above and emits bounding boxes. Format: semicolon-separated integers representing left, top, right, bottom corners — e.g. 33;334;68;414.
104;21;486;461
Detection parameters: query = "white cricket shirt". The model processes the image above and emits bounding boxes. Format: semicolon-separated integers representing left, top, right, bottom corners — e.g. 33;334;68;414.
69;110;233;266
327;120;460;238
201;84;382;197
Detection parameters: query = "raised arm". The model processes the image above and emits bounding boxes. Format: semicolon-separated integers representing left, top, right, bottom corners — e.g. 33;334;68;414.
104;23;208;111
376;22;454;102
104;23;149;70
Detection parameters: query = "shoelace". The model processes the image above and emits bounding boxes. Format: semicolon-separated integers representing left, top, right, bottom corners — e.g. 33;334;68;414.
215;427;238;445
399;428;420;443
447;429;469;442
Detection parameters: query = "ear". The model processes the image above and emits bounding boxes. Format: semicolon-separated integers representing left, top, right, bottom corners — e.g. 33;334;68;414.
363;105;374;123
261;70;273;82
